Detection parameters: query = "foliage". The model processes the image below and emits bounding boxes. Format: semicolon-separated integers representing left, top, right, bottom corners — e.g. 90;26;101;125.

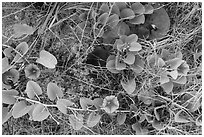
2;2;202;135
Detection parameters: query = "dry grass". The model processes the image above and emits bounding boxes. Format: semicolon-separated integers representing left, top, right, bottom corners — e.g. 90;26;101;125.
2;2;202;135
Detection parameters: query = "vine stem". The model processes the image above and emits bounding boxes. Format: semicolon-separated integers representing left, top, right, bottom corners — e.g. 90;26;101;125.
15;96;131;113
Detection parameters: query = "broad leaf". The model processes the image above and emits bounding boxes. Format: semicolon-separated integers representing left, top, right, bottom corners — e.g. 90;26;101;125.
12;42;29;63
129;42;142;51
115;2;127;10
144;4;154;14
120;8;135;19
2;107;12;124
166;58;183;70
132;122;148;135
129;14;145;25
106;59;120;73
152;119;165;130
174;110;190;123
3;47;13;58
57;99;74;114
131;2;145;14
69;114;83;130
32;104;50;121
92;98;103;109
115;58;126;70
87;112;101;127
80;97;93;110
107;14;119;28
79;13;87;21
12;101;32;118
172;76;187;84
161;81;173;94
123;53;135;65
125;34;138;43
25;80;42;99
121;78;136;94
47;82;64;101
97;13;109;25
36;50;57;69
111;4;120;15
117;113;126;125
130;55;144;73
2;89;18;104
160;73;169;84
167;70;178;79
99;3;109;13
117;22;130;36
13;24;35;38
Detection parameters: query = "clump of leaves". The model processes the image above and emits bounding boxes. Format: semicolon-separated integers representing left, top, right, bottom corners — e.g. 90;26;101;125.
147;49;190;94
106;34;144;74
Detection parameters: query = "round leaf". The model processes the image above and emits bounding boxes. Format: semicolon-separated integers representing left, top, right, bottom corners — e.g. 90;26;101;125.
131;2;145;14
32;104;50;121
69;114;83;130
36;50;57;69
125;34;138;43
87;112;101;127
121;78;136;94
25;80;42;99
99;3;109;13
13;24;35;38
115;2;127;10
2;89;18;104
117;113;126;125
120;8;135;19
129;42;142;52
107;14;119;28
106;59;120;73
111;4;120;15
12;101;32;118
92;98;103;109
144;4;154;14
117;22;130;36
80;97;93;110
98;13;109;25
146;7;170;40
57;99;74;114
123;53;135;65
129;14;145;25
47;82;64;101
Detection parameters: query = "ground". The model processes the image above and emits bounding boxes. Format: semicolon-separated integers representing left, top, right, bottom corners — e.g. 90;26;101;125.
2;2;202;135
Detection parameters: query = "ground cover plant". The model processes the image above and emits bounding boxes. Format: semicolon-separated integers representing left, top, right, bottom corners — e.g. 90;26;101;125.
2;2;202;135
